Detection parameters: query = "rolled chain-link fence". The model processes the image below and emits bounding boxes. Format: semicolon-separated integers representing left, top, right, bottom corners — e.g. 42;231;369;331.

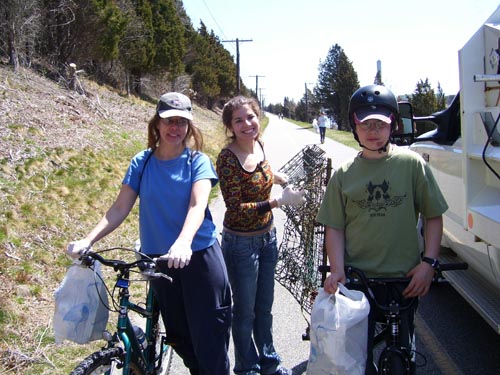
275;145;332;317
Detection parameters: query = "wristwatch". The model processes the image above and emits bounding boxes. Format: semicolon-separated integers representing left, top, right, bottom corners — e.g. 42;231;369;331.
422;256;440;269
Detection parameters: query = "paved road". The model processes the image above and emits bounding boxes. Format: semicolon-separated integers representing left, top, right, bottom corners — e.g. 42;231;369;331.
168;114;357;374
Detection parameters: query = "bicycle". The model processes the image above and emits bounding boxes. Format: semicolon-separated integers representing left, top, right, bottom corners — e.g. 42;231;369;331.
69;248;175;375
318;261;468;375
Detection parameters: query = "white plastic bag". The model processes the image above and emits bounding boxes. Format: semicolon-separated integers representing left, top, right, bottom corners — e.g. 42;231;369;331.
307;284;370;375
53;261;109;344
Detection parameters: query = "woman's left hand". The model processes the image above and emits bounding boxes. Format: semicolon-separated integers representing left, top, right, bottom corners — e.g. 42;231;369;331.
161;238;193;269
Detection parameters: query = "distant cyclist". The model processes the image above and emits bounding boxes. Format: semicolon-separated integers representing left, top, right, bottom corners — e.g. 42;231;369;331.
316;85;448;374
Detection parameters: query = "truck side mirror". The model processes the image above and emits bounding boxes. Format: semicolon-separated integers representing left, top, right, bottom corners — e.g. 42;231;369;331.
392;102;415;145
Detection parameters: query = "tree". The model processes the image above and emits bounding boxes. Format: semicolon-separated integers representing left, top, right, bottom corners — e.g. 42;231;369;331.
150;0;186;78
0;0;42;70
409;78;446;116
0;0;241;109
296;87;317;122
118;0;155;95
282;97;296;119
409;78;447;135
186;22;237;107
436;81;446;109
316;44;359;131
90;0;127;62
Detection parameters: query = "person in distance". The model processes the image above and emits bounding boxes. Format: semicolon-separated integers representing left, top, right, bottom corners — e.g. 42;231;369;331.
317;111;329;144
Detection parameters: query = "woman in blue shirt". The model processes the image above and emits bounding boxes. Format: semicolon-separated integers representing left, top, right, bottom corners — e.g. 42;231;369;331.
67;92;231;374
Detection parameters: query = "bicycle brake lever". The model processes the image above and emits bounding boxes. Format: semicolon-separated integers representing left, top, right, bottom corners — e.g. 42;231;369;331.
141;270;173;282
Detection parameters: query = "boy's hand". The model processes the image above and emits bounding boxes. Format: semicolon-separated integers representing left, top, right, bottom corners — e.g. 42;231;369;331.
403;262;435;297
323;271;346;294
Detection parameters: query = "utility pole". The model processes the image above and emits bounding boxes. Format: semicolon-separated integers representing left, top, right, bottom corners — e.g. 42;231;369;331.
222;38;253;94
250;75;265;104
259;88;265;109
305;82;314;123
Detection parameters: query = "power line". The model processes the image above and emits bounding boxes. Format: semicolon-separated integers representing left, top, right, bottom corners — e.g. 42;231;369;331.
200;0;227;40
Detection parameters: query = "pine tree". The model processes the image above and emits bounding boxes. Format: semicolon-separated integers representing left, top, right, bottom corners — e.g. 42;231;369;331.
90;0;127;62
316;44;359;131
150;0;186;78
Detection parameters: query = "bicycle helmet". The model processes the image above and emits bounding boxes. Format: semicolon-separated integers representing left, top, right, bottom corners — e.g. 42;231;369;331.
348;85;399;151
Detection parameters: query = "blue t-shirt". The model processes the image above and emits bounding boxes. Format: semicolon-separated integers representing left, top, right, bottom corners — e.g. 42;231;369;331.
123;148;218;255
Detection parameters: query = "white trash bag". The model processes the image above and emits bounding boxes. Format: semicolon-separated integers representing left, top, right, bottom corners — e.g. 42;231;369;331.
53;261;109;344
307;284;370;375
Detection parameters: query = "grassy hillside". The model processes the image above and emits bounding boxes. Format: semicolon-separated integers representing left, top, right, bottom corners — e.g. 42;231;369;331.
0;64;227;374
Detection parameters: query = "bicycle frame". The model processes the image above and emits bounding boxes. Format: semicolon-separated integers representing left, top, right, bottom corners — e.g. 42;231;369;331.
373;293;414;374
110;274;152;373
345;267;416;374
316;262;468;374
93;254;167;374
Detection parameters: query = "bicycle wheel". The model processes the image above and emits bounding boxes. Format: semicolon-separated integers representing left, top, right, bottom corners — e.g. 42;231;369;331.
378;348;411;375
70;347;146;375
152;315;174;375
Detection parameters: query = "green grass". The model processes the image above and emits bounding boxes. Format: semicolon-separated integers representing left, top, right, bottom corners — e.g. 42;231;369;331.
0;134;147;374
0;106;230;374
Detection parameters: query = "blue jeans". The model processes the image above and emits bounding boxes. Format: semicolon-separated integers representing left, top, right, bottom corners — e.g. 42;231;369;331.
319;126;326;142
221;228;282;375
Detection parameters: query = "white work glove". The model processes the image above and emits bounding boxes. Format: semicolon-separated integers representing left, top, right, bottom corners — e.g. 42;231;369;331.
161;238;193;269
66;238;92;259
273;171;289;185
276;186;306;207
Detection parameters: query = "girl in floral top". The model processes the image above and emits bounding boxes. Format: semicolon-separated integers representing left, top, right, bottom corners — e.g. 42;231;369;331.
216;96;305;375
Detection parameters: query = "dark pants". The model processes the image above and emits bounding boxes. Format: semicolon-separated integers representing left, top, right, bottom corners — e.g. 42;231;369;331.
319;126;326;142
151;242;232;375
347;282;417;375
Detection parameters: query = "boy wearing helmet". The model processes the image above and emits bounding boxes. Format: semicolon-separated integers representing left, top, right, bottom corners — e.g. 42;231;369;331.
316;85;448;374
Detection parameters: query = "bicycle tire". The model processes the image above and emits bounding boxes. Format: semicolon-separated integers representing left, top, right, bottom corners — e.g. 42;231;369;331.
155;345;173;375
378;348;411;375
70;347;146;375
152;315;173;375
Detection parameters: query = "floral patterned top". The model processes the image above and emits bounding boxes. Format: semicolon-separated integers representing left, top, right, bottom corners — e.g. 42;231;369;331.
216;146;274;233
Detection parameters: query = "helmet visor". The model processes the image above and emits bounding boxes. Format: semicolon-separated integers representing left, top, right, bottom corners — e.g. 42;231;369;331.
354;106;394;125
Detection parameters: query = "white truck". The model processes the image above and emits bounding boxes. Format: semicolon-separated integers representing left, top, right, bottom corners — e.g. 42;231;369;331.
398;5;500;334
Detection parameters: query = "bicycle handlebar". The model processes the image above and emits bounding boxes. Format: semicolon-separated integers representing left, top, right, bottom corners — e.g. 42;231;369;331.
318;261;469;312
318;260;468;277
81;250;172;281
438;262;468;271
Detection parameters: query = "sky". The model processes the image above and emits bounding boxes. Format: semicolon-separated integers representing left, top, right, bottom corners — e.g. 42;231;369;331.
183;0;500;105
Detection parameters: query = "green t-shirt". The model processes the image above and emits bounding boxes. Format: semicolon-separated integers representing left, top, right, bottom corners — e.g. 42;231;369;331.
316;145;448;277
